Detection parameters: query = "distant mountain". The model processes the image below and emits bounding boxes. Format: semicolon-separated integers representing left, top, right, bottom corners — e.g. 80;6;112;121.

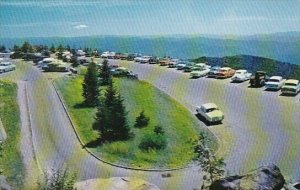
0;32;299;64
193;55;300;80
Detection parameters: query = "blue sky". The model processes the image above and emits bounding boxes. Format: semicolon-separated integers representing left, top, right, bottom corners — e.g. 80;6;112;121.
1;0;300;37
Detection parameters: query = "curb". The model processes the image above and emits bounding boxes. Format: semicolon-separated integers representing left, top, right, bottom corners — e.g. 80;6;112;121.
52;80;190;172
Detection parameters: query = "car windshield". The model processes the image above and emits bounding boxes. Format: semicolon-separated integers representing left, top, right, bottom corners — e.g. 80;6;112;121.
236;71;243;74
192;67;200;71
285;83;297;86
269;79;280;82
206;108;217;112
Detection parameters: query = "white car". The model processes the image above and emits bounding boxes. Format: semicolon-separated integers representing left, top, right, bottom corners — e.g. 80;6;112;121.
0;62;16;73
140;56;151;63
101;51;110;59
134;56;142;63
265;76;286;90
231;69;252;82
168;59;180;68
196;103;224;124
281;79;300;95
190;66;211;78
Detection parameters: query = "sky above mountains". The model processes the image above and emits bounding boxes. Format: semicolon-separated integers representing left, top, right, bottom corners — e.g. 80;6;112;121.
1;0;300;37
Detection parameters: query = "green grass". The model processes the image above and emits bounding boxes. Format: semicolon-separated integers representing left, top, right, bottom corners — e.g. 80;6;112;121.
55;76;216;169
0;80;24;189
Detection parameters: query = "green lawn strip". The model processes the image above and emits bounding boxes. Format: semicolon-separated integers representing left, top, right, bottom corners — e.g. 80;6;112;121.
55;76;206;168
55;76;98;143
0;81;24;189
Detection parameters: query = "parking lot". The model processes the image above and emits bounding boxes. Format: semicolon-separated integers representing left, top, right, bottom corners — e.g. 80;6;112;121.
109;59;300;179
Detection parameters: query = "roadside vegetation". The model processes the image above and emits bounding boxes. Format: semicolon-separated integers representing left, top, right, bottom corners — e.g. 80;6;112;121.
55;74;215;168
0;81;24;189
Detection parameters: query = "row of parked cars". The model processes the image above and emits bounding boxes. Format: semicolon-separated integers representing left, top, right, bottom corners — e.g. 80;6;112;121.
132;56;300;96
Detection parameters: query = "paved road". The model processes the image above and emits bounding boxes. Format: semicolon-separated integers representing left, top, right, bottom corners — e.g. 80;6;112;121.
1;61;205;190
115;60;300;180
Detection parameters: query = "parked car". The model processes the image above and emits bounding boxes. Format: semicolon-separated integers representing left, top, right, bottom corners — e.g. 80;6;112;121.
42;62;69;72
127;53;137;61
0;62;16;73
114;53;122;59
231;69;252;82
126;71;138;79
168;59;180;68
176;61;187;70
134;56;142;63
249;71;268;87
207;66;221;78
281;79;300;95
110;67;128;76
140;56;152;64
265;76;286;90
101;51;110;59
107;52;116;59
183;62;195;72
120;53;128;60
149;57;159;64
159;58;171;66
196;103;224;124
216;67;235;79
190;67;210;78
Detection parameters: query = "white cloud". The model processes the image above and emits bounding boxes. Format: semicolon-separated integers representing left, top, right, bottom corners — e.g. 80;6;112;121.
74;24;88;29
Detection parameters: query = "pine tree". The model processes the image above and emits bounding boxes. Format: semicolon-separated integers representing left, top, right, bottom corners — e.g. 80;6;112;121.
0;45;6;53
99;59;111;85
82;62;100;106
50;44;56;53
93;81;130;142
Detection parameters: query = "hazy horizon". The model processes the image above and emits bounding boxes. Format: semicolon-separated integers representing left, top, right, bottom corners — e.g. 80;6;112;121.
1;0;300;38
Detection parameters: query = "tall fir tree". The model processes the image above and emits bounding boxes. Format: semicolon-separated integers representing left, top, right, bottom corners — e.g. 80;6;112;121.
82;62;100;106
99;59;111;85
93;81;130;142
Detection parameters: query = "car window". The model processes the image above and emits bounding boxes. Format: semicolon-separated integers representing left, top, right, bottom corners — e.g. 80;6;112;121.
269;79;280;82
206;108;217;112
285;83;297;86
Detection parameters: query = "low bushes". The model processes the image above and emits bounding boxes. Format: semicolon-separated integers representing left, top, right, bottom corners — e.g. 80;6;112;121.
139;133;167;151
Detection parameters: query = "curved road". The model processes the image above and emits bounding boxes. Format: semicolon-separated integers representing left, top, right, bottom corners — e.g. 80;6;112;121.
1;61;204;190
1;60;300;189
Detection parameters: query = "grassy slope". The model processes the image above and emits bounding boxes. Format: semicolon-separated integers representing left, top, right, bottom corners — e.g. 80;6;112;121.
0;81;24;189
55;76;214;168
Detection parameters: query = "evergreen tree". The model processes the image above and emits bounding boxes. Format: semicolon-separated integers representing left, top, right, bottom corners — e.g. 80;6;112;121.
99;59;111;85
93;81;130;142
50;44;56;53
134;110;150;128
70;56;79;67
82;62;100;106
21;41;33;53
0;45;6;53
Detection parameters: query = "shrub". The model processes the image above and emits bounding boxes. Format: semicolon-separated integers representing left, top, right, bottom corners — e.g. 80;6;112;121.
134;110;150;128
37;168;76;190
139;133;167;151
154;125;165;135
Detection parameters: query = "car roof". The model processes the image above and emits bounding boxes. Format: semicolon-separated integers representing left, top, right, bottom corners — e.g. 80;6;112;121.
220;67;231;70
270;76;282;80
236;69;247;72
285;79;299;84
202;103;218;109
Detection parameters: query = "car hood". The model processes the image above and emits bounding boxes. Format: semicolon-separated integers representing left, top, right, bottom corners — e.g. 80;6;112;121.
207;110;224;118
266;82;280;85
282;85;297;89
233;74;245;78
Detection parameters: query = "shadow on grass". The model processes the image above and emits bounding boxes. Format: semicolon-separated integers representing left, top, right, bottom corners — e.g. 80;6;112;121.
84;138;102;148
73;102;94;109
